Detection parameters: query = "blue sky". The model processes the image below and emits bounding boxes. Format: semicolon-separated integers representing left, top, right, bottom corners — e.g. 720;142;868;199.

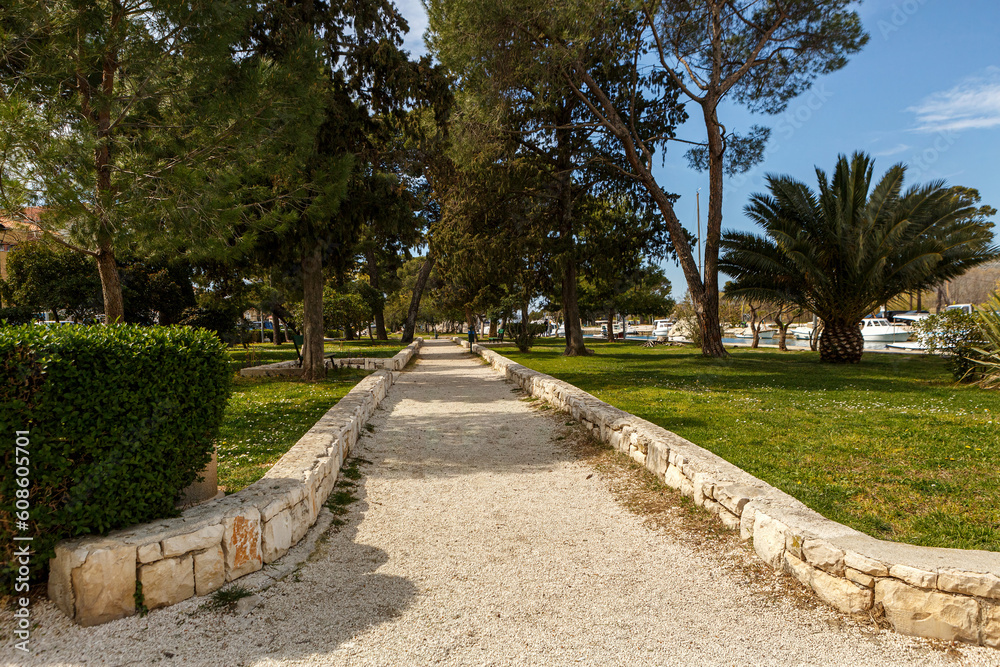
396;0;1000;299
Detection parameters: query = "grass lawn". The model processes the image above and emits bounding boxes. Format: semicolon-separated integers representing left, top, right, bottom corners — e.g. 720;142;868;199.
226;341;407;374
501;339;1000;552
215;369;369;493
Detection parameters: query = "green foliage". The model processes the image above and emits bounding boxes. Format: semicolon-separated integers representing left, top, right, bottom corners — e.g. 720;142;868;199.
0;304;35;325
4;242;102;321
508;322;546;352
0;324;230;593
974;293;1000;389
179;304;242;343
915;311;986;381
721;152;998;363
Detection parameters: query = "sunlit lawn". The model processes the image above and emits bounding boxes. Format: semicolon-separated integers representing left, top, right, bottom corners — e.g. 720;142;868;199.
502;338;1000;552
215;370;369;493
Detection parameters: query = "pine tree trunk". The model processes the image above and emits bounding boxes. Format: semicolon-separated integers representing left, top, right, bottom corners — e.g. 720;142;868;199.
95;242;124;324
272;310;284;345
607;308;615;341
366;249;388;340
301;240;326;381
402;253;434;344
819;319;864;363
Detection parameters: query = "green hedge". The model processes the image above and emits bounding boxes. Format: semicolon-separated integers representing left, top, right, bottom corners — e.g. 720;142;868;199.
0;325;230;593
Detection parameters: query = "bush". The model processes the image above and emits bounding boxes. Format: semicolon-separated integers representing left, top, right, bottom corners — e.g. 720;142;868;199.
914;310;985;381
509;322;546;352
0;324;230;593
0;305;36;326
974;293;1000;389
178;304;240;342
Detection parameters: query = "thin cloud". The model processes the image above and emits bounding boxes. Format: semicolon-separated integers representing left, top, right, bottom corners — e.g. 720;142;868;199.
873;143;910;157
908;67;1000;133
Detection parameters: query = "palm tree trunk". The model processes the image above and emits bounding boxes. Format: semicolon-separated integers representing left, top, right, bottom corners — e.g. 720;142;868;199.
819;319;864;363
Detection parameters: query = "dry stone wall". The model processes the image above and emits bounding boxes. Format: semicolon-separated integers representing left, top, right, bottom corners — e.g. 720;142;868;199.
47;340;422;626
240;347;417;378
455;338;1000;647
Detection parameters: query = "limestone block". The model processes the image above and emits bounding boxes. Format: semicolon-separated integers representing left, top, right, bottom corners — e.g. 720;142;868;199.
630;450;646;466
739;505;756;541
692;473;714;507
223;506;263;581
194;546;225;596
290;500;312;544
784;552;814;587
140;555;194;610
811;567;873;614
753;512;788;569
785;553;872;614
161;524;224;558
47;543;90;619
647;442;669;479
875;579;979;643
937;569;1000;599
983;604;1000;648
845;567;875;589
260;495;291;523
70;544;137;626
137;543;163;564
663;464;686;492
718;509;741;531
784;533;804;560
889;564;938;589
702;499;722;516
715;484;760;516
802;539;846;576
262;509;293;563
844;552;889;577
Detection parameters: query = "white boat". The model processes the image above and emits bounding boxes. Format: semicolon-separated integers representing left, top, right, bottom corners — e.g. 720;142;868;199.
652;319;672;338
890;311;931;324
860;317;911;343
791;325;814;340
734;326;774;340
556;323;565;337
885;340;928;351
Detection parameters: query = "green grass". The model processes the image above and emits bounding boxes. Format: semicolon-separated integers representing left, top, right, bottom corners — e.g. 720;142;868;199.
502;339;1000;552
216;370;369;492
225;341;407;374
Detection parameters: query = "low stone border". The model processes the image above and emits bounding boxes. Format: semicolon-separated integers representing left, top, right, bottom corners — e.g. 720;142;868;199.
240;344;419;378
46;340;422;626
454;338;1000;647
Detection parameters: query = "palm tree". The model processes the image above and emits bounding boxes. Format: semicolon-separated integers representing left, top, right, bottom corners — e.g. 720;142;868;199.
720;152;998;363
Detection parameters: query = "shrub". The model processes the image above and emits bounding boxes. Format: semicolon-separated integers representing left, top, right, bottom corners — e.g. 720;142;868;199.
0;324;230;593
974;293;1000;389
509;322;546;352
178;304;240;342
914;310;985;381
0;305;36;326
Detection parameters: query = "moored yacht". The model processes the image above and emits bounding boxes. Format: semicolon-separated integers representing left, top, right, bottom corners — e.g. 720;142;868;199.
860;317;911;343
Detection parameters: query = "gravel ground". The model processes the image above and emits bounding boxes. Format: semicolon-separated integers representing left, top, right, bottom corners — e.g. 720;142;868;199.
5;339;999;666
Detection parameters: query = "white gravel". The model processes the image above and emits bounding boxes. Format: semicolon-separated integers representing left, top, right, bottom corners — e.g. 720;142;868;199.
5;339;999;666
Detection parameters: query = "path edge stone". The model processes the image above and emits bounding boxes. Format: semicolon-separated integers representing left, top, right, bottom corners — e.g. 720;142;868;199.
456;337;1000;648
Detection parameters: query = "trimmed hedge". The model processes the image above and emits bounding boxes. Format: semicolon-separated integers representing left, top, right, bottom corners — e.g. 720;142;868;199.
0;325;230;593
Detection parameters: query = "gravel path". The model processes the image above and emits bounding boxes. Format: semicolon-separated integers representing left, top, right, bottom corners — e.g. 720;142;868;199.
6;339;999;666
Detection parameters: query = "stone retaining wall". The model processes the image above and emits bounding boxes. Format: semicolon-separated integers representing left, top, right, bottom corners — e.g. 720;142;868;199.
455;338;1000;647
47;339;422;626
240;345;419;378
